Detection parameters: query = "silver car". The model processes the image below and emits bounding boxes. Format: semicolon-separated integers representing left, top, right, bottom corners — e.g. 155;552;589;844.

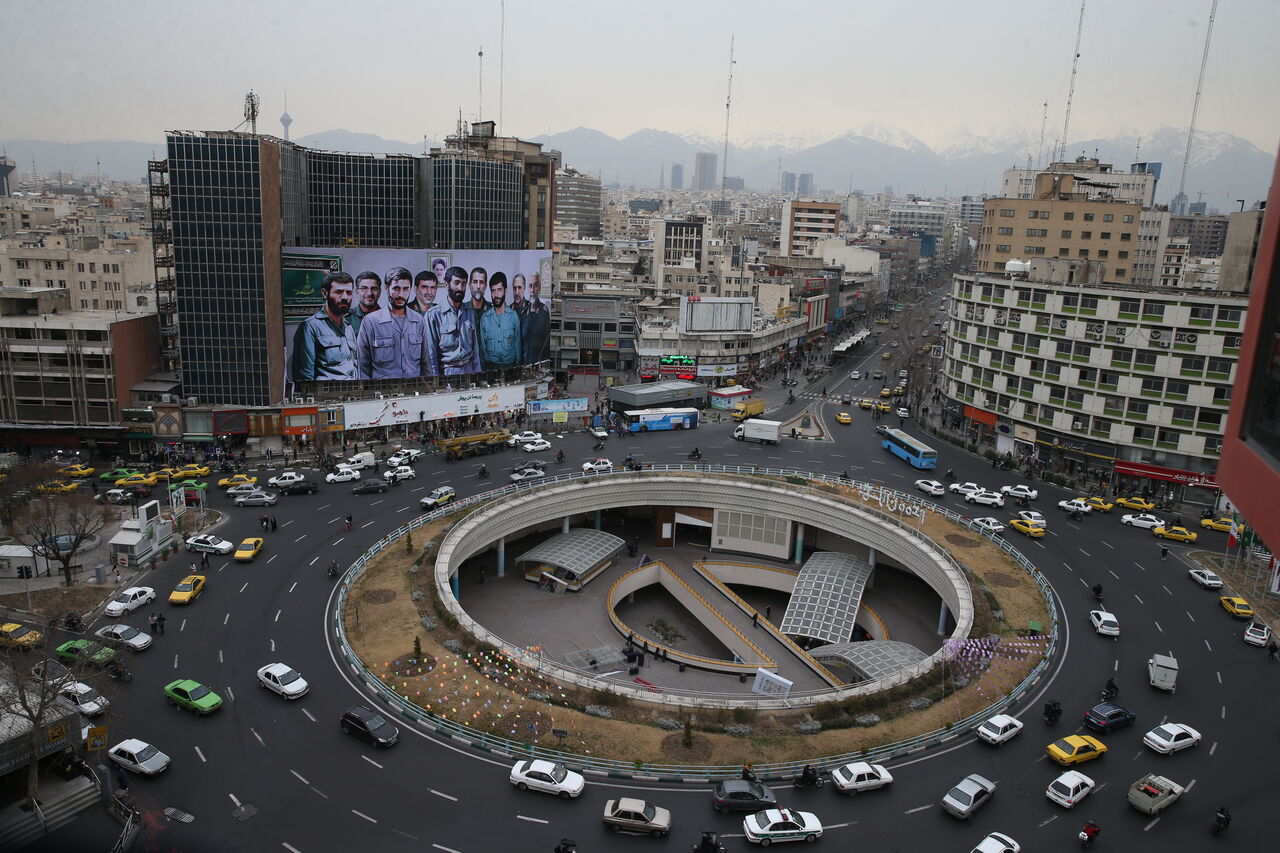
941;773;996;818
234;490;278;507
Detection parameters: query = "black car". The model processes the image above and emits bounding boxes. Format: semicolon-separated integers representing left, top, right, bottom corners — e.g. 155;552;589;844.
351;479;388;495
278;480;319;495
512;460;545;474
339;705;399;747
1083;702;1136;733
711;779;777;813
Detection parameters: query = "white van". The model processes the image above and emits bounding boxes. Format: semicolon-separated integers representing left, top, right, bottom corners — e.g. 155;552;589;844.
1147;653;1179;691
345;451;376;470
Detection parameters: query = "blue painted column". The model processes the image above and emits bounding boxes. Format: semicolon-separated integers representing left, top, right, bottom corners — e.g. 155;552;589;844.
936;601;949;635
497;535;506;578
793;522;805;563
594;510;602;530
451;574;459;599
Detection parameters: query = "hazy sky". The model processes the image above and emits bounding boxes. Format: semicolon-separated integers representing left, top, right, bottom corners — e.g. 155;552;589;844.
4;0;1278;151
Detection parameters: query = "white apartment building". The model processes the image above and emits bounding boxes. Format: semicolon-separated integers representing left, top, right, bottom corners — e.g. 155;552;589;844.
0;236;156;313
943;259;1246;480
780;199;841;256
1001;158;1158;207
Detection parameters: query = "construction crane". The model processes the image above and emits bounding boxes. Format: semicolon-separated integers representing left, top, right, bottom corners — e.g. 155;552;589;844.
719;36;735;206
1177;0;1219;211
1058;0;1086;162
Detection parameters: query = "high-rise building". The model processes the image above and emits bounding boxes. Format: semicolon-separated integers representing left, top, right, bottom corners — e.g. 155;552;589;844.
1218;208;1266;293
1170;213;1230;258
781;172;797;194
693;152;718;191
0;156;14;198
723;176;745;191
797;173;814;196
430;154;523;249
554;168;603;238
781;200;841;256
670;163;684;190
652;216;708;295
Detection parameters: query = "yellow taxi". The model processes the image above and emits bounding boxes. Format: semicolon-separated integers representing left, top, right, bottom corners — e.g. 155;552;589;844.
0;622;43;649
1153;525;1197;544
1009;518;1046;538
116;472;158;488
1081;497;1114;513
892;386;906;396
1046;734;1107;766
875;318;890;325
151;467;181;482
1220;596;1253;618
1115;496;1155;511
218;473;258;489
858;398;874;410
879;388;892;398
168;574;207;605
834;412;852;425
35;480;78;495
1200;517;1235;532
234;537;264;562
176;463;211;478
874;401;892;413
881;352;892;360
57;463;95;478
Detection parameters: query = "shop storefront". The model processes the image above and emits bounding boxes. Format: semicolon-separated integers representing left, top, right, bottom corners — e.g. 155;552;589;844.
1112;459;1220;511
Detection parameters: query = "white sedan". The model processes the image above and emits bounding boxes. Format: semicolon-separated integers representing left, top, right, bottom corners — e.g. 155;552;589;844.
108;738;171;776
1000;484;1039;500
831;761;894;794
95;624;153;651
523;438;553;453
589;426;609;439
1142;723;1201;754
582;458;614;474
325;467;361;483
382;465;416;481
510;468;547;483
972;832;1021;853
967;490;1006;507
1045;770;1095;809
915;479;945;496
61;681;109;716
1089;610;1120;637
972;517;1006;534
1121;513;1166;529
267;471;306;487
743;808;823;845
509;759;584;798
975;713;1024;745
1016;510;1047;526
256;663;310;699
895;407;910;419
1244;622;1271;646
949;481;984;497
507;431;543;447
1058;498;1093;514
1188;568;1223;589
388;448;424;466
185;534;234;555
104;586;155;617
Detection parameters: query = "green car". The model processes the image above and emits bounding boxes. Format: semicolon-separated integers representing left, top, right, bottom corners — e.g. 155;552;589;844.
164;679;223;715
99;467;140;481
55;639;118;667
167;479;208;492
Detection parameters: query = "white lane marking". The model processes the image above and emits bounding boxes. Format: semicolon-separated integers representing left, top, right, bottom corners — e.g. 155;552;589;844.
218;649;223;663
352;809;377;824
1102;540;1114;549
173;654;179;669
288;582;297;593
361;520;376;528
333;537;344;545
516;814;549;824
268;554;277;563
294;535;307;542
1186;611;1196;623
429;789;458;801
1216;671;1222;684
362;755;383;769
240;582;249;593
412;486;426;493
317;504;330;510
397;506;411;513
1186;778;1197;792
1154;621;1163;633
1221;706;1227;719
229;793;242;808
302;708;317;722
195;746;206;763
1209;742;1217;756
328;517;341;524
1134;561;1147;572
291;769;310;785
1079;549;1091;557
1144;817;1161;831
826;821;854;829
370;499;384;507
1037;814;1058;827
309;556;318;566
251;728;265;746
284;844;303;853
904;804;932;814
1134;594;1144;605
1108;569;1119;579
872;459;887;465
1162;585;1172;595
432;845;461;853
270;638;276;652
224;613;230;625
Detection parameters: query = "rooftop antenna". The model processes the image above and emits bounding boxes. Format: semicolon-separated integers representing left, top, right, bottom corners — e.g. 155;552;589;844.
1178;0;1219;211
1058;0;1086;161
477;46;485;122
498;1;505;134
243;90;260;135
719;35;735;204
1037;100;1048;168
1134;135;1142;163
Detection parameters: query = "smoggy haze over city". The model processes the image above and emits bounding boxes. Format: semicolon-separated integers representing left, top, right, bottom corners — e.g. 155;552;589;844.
3;0;1278;155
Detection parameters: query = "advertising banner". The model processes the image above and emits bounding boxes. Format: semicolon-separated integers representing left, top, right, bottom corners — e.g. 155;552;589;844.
527;398;589;415
343;386;526;430
283;247;553;387
696;362;743;377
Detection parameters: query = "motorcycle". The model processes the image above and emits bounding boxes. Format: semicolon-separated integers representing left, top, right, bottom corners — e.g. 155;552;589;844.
1078;824;1100;847
477;466;489;479
592;441;605;452
1044;700;1063;724
692;830;725;853
1212;808;1231;836
555;451;565;463
792;772;825;790
328;562;340;579
1101;685;1118;703
943;469;956;481
105;661;132;683
688;449;702;460
62;612;84;632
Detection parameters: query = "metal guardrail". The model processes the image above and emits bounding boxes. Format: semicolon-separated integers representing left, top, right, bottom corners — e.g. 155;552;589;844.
331;465;1059;780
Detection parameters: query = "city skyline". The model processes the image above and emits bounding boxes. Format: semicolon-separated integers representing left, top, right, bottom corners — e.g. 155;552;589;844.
3;0;1277;153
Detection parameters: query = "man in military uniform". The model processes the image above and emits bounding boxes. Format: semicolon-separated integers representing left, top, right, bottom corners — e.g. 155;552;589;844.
349;271;382;335
468;266;491;315
409;270;439;315
510;272;530;320
290;271;357;381
427;266;481;375
479;271;522;370
521;272;551;364
354;267;434;379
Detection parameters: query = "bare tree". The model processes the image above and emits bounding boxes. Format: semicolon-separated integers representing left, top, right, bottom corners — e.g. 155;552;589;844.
12;484;110;587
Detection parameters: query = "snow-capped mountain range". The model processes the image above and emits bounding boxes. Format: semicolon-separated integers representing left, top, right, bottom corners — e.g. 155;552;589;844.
3;125;1270;211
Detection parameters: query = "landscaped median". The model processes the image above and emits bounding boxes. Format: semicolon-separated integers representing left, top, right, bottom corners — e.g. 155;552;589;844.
340;472;1053;772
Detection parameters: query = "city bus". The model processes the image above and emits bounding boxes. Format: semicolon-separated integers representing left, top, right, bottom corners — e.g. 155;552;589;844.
880;428;938;469
621;408;700;432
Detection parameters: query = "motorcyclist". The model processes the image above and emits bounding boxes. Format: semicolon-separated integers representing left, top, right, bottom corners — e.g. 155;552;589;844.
555;450;565;463
800;764;819;787
694;830;722;853
1214;806;1231;832
740;763;757;782
344;513;353;531
478;464;488;478
1081;821;1100;843
944;468;955;480
1104;677;1118;699
328;559;339;577
1092;584;1103;600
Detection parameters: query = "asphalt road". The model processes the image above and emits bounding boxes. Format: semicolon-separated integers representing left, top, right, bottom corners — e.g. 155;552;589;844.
82;339;1272;852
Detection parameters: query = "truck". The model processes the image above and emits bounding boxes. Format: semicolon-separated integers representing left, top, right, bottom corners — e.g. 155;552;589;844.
345;451;376;470
733;419;781;445
731;399;765;421
607;380;708;414
435;431;513;460
1147;653;1179;691
1126;774;1185;815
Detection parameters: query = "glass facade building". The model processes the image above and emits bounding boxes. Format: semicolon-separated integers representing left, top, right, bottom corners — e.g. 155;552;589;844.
430;155;522;249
